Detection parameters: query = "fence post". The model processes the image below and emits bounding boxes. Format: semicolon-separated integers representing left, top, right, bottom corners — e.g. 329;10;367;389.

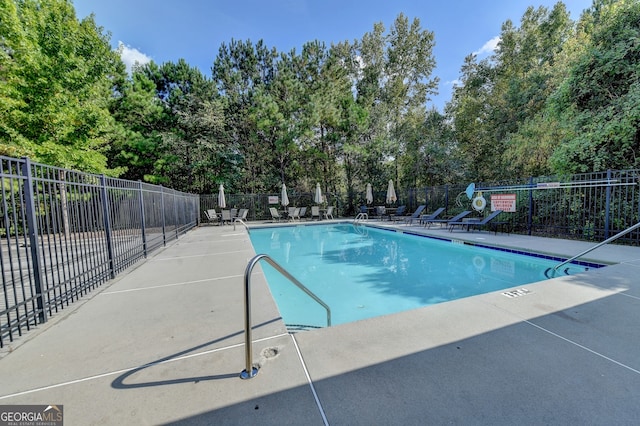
138;181;148;257
604;169;611;239
196;195;201;226
528;177;534;236
21;157;47;323
173;191;179;240
100;175;116;279
160;186;167;246
409;188;415;211
424;187;429;210
445;185;449;214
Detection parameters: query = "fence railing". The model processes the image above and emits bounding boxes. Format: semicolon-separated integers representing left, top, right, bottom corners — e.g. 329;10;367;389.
402;170;640;244
199;169;640;245
1;157;199;348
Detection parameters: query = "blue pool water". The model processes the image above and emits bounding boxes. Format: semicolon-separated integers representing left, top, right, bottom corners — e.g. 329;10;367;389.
249;223;592;328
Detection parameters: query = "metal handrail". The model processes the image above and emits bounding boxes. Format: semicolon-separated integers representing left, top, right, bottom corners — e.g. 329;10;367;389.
552;221;640;273
233;218;249;231
240;254;331;379
354;212;368;222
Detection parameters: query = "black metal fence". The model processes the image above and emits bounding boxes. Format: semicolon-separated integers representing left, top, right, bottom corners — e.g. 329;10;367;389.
200;169;640;244
1;157;199;348
405;169;640;243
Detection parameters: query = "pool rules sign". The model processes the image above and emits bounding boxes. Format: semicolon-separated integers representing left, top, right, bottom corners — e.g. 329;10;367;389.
491;194;516;212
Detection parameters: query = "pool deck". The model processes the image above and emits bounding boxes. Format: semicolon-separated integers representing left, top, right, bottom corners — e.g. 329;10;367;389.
1;219;640;425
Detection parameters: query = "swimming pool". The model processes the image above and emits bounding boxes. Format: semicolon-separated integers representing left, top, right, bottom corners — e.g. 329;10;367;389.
249;223;594;328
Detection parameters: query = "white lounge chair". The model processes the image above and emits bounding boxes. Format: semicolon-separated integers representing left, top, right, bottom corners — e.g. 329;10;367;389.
269;207;282;222
234;208;248;223
288;207;297;219
204;209;220;225
323;206;334;220
221;210;232;225
311;206;321;220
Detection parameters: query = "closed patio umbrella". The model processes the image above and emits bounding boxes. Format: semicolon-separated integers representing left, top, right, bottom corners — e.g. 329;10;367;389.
218;184;226;208
386;180;397;204
314;183;323;204
366;183;373;205
281;183;290;207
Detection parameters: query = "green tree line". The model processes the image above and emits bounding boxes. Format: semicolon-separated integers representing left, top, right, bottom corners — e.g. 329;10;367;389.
2;0;639;212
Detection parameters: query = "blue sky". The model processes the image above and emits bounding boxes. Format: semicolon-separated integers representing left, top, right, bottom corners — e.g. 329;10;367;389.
73;0;592;111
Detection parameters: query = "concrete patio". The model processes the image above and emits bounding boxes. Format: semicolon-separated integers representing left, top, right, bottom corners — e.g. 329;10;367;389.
1;219;639;425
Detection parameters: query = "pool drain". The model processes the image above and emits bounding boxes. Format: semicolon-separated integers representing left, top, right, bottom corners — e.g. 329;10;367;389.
261;347;280;359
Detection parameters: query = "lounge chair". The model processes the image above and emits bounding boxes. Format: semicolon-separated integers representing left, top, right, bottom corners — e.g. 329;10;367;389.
311;206;321;220
221;209;232;225
424;210;472;228
204;209;220;225
324;206;334;220
449;210;504;233
289;207;301;221
401;205;428;225
269;207;282;222
414;206;444;225
298;206;307;220
389;205;407;221
288;207;297;219
234;208;248;223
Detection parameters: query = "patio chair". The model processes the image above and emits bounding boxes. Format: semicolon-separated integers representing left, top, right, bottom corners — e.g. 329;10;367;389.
424;210;472;228
311;206;321;220
402;205;429;225
374;206;386;220
269;207;282;222
289;207;301;221
323;206;334;220
221;209;232;225
415;207;444;225
298;206;307;220
234;208;248;223
204;209;220;225
389;205;407;221
449;210;504;233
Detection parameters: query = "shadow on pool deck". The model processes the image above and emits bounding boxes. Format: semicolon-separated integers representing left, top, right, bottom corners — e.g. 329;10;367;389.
1;220;639;425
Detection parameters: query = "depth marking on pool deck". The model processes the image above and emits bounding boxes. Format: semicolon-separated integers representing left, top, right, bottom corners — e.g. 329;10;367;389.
502;288;533;298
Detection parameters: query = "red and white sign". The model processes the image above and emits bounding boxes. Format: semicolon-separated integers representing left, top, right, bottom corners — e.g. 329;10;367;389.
491;194;516;212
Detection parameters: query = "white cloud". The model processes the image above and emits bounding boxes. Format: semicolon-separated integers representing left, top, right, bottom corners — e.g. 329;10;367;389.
117;41;152;74
444;78;461;87
473;36;501;57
